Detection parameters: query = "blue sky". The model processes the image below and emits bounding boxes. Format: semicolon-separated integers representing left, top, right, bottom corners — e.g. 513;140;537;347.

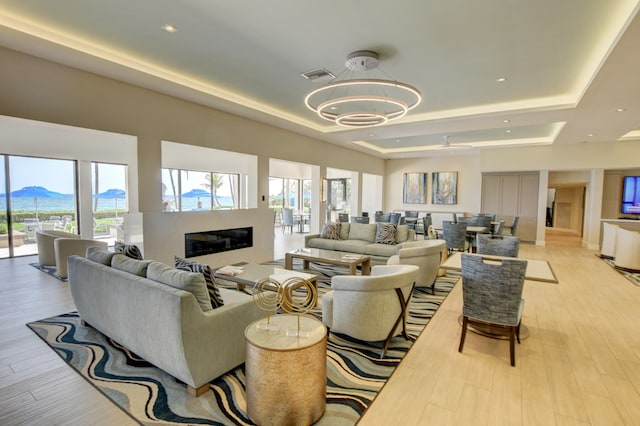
1;156;125;195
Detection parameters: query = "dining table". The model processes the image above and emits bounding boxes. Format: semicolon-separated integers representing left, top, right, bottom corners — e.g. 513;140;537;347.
293;211;310;233
440;251;558;283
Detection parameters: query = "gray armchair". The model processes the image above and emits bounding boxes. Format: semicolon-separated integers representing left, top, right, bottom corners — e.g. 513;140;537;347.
322;264;419;358
459;254;527;366
387;240;446;294
476;234;520;257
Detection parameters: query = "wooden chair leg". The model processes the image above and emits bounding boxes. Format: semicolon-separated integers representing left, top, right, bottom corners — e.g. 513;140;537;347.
509;326;516;367
458;316;468;353
380;284;415;359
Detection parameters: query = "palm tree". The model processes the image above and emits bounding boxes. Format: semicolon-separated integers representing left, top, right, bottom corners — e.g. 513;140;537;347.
203;173;224;208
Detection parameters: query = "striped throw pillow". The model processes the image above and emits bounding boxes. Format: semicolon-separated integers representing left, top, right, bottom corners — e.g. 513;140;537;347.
375;223;397;245
321;222;342;240
174;256;224;308
114;241;144;260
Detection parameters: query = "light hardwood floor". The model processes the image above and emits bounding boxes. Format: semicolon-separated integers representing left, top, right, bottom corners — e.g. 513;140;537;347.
2;238;640;425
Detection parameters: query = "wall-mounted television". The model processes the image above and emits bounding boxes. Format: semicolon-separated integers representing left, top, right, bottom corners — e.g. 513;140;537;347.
621;176;640;214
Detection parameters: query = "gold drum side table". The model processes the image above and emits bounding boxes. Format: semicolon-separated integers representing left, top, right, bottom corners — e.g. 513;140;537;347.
245;314;327;426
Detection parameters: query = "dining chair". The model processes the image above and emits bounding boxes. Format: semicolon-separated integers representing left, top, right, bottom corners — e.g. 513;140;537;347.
422;215;433;239
351;216;370;224
404;211;419;229
374;212;391;223
442;220;469;253
502;216;519;236
476;234;520;257
459;254;528;366
492;220;505;236
281;208;296;233
389;212;402;225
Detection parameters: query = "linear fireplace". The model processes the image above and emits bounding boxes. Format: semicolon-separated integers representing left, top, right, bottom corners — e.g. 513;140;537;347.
185;227;253;258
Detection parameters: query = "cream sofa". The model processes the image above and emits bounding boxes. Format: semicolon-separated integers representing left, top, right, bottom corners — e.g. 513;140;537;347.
304;222;416;264
67;249;265;396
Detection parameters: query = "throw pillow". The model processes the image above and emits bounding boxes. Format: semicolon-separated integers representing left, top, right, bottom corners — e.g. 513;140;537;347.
114;241;144;260
147;262;213;312
111;254;151;277
86;246;115;265
375;223;397;245
320;222;341;240
174;256;224;308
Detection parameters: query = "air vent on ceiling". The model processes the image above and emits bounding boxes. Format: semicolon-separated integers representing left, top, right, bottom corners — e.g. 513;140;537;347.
301;68;335;83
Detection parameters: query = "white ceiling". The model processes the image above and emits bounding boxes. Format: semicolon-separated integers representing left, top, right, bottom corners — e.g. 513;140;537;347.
1;0;639;159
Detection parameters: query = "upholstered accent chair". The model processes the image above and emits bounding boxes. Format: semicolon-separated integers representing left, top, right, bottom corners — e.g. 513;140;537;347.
54;238;108;278
613;227;640;272
322;264;419;358
600;222;620;259
459;254;528;366
387;240;446;294
476;234;520;258
36;229;80;266
442;220;469;253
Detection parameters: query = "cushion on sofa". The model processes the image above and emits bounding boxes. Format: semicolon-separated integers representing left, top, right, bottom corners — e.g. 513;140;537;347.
174;256;224;308
395;225;410;243
111;254;152;277
320;222;341;240
365;243;401;258
86;246;116;265
339;223;350;240
375;223;397;245
147;262;213;312
333;239;371;253
308;238;338;250
348;223;377;242
114;241;144;260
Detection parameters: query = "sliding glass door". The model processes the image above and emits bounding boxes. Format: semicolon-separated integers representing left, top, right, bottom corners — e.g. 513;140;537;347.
0;155;77;258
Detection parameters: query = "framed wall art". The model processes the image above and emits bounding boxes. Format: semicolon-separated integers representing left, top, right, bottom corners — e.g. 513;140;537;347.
432;171;458;204
403;172;428;204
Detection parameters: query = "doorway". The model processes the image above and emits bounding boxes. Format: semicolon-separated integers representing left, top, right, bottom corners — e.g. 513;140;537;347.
546;184;586;240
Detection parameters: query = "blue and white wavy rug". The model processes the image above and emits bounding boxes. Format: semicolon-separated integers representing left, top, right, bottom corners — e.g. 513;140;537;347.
26;260;457;425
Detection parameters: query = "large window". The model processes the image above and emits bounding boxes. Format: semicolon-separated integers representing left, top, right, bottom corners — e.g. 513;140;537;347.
91;162;127;241
162;168;240;212
0;155;77;258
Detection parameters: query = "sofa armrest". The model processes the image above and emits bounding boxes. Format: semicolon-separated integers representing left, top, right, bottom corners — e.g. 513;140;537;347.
305;233;321;247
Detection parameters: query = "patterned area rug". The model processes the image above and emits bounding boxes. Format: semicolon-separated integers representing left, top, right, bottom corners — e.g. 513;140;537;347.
600;256;640;286
29;262;67;281
26;259;457;425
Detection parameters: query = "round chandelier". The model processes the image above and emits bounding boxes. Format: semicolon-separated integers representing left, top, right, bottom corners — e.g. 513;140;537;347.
304;50;422;128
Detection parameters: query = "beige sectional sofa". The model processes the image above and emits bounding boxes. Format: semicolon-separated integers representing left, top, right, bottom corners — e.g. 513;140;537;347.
67;248;265;396
304;222;416;264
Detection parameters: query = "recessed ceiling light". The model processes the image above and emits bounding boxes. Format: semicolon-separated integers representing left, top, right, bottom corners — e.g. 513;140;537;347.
161;24;177;33
588;133;594;137
496;77;507;83
616;108;626;112
505;129;511;133
503;119;510;123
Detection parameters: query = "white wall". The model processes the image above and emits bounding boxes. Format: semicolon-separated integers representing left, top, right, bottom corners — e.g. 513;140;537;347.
386;154;482;214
